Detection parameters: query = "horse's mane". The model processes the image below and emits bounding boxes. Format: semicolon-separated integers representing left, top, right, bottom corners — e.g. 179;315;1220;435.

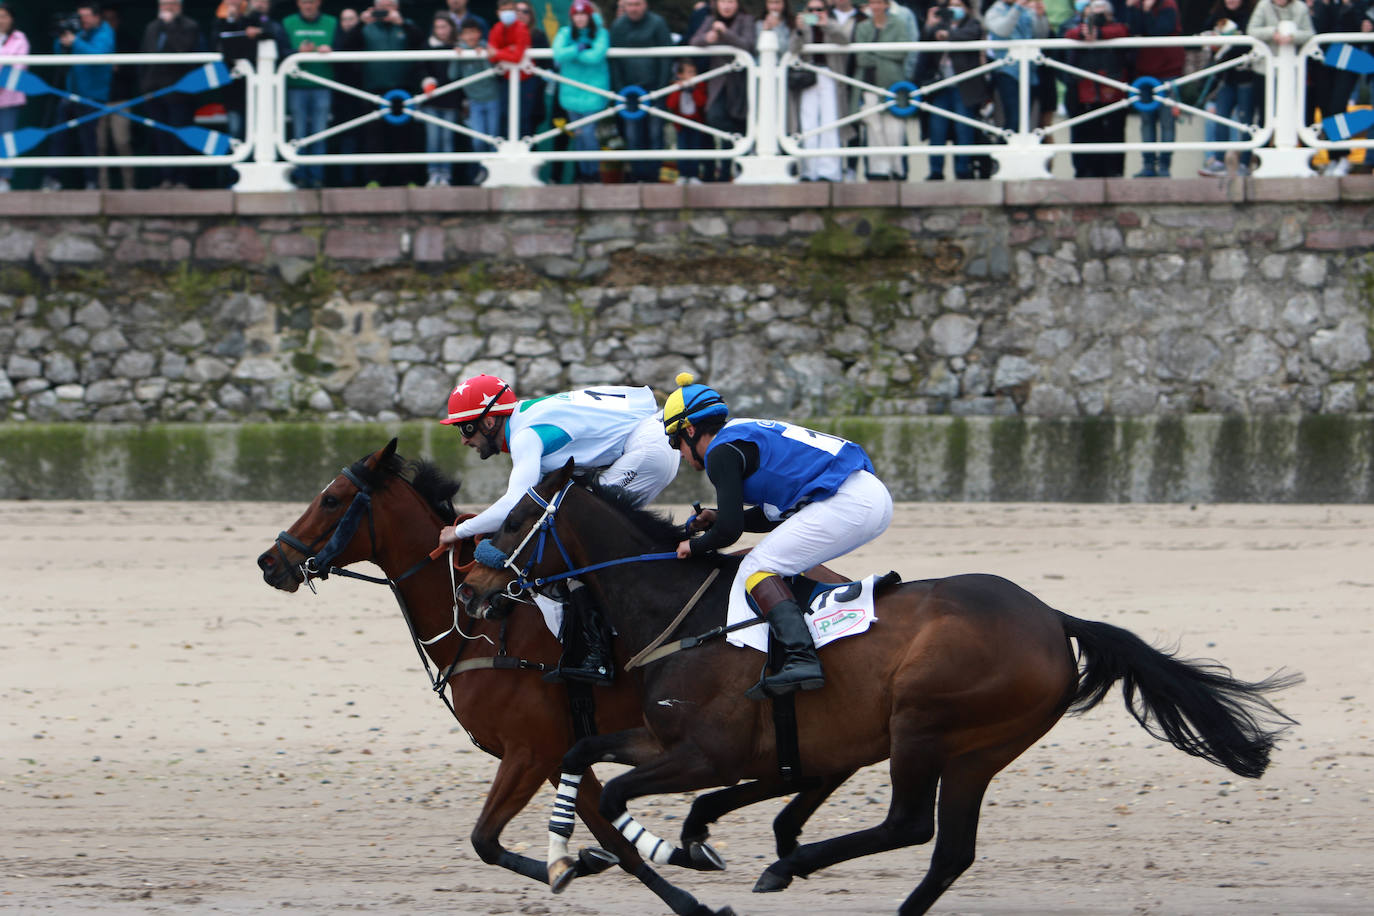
580;477;693;551
349;451;460;525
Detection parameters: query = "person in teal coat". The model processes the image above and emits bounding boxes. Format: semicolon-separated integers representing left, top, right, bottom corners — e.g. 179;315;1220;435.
552;0;610;182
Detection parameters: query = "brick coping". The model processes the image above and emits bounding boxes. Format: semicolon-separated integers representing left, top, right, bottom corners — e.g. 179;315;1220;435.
1;176;1371;217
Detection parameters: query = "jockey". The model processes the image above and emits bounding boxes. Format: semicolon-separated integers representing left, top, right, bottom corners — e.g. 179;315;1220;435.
438;374;680;684
665;372;893;699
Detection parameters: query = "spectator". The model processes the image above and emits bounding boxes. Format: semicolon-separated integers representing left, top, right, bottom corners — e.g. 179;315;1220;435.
514;2;549;140
1123;0;1183;178
1309;0;1364;176
444;0;489;37
488;0;533;140
217;0;289;143
332;8;365;185
825;0;867;179
789;1;850;182
455;16;499;183
338;0;422;186
985;0;1050;134
914;0;985;181
420;12;459;187
139;0;201;190
690;0;757;182
1198;0;1256;177
282;0;339;189
1063;0;1130;178
99;4;138;189
552;0;611;183
759;0;794;46
0;1;27;193
666;57;709;182
852;0;912;181
609;0;674;183
42;3;114;192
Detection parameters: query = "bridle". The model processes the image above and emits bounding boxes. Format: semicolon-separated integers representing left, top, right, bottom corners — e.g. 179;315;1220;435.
273;462;382;593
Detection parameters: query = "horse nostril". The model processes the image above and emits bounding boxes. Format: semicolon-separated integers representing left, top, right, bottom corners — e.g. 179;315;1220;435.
258;554;275;572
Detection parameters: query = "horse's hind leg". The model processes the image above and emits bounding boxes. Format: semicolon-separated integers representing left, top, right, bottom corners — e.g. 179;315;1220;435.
754;748;941;892
898;761;997;916
674;773;845;867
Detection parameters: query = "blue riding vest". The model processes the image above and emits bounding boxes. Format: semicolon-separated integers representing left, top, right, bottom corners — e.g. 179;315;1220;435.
707;419;874;521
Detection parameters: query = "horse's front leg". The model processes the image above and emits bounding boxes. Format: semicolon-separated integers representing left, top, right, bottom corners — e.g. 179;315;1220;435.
546;728;664;893
470;752;617;884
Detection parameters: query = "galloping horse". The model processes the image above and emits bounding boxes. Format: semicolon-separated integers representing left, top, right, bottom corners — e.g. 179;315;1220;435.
256;440;735;916
459;461;1302;915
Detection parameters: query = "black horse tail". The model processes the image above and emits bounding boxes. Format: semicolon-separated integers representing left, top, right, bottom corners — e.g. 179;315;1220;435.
1059;614;1302;780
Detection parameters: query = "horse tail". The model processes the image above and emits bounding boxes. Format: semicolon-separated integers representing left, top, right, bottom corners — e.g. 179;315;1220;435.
1059;614;1302;780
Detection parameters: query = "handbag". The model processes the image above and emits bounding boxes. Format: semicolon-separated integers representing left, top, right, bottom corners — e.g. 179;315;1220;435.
788;65;818;91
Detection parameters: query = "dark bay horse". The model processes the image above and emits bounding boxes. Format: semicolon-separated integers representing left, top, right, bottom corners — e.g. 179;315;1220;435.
255;440;735;916
459;461;1302;915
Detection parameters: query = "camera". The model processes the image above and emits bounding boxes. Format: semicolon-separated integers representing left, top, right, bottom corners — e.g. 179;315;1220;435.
935;6;953;24
50;12;82;38
365;7;386;17
803;12;819;25
1089;12;1107;27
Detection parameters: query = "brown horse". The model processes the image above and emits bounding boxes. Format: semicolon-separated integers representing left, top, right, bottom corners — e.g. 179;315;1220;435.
255;440;737;916
459;462;1302;915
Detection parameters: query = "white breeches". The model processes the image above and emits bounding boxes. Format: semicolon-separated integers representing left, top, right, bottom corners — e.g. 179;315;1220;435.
726;469;894;639
799;72;842;182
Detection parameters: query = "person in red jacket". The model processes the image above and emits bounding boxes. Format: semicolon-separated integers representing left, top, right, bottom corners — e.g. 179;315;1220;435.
486;0;532;139
1064;0;1130;178
666;58;710;183
1124;0;1184;177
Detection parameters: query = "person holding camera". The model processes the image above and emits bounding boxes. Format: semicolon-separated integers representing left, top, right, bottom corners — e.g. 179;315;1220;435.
338;0;422;186
41;4;114;192
0;2;29;193
1062;0;1130;178
985;0;1050;134
913;0;987;181
217;0;290;143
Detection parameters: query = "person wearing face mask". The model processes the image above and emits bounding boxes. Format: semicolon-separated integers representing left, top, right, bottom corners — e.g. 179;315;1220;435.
552;0;611;183
139;0;201;189
487;0;534;141
913;0;987;181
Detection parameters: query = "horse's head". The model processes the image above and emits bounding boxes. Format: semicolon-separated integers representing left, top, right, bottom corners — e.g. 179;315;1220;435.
459;459;581;620
257;438;466;592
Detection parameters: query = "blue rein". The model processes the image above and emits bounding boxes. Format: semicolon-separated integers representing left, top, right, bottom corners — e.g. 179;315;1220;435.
474;480;678;591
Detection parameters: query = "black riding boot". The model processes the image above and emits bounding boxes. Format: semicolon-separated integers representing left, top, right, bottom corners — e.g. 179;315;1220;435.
745;575;824;700
544;584;614;686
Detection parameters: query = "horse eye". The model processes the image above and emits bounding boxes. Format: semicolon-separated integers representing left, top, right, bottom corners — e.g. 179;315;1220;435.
322;494;341;510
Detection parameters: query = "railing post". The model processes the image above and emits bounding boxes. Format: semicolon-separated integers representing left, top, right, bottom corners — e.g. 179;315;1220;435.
988;43;1051;180
232;39;294;191
480;62;541;187
736;30;796;184
1250;41;1313;177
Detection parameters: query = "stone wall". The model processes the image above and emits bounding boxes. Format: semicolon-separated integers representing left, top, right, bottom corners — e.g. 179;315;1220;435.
2;179;1373;430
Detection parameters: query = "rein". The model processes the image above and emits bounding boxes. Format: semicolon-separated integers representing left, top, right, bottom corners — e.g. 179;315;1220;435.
474;479;679;596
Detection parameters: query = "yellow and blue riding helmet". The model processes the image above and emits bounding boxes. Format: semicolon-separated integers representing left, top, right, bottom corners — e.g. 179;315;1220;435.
663;372;730;448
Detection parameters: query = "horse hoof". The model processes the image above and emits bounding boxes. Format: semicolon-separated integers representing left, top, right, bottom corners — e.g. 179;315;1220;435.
576;846;619;876
549;855;578;894
714;908;738;916
753;864;793;893
689;841;726;872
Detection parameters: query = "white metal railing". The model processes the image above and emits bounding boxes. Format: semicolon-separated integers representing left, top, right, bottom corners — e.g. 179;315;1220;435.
0;52;252;169
2;32;1372;188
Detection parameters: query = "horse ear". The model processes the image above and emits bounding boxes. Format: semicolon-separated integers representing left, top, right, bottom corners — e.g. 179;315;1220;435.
379;438;398;464
558;457;576;485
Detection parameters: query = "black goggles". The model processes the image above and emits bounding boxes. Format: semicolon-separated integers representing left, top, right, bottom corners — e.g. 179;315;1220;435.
457;384;510;439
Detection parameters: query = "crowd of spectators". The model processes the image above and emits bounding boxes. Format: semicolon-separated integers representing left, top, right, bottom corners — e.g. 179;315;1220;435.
1;0;1372;190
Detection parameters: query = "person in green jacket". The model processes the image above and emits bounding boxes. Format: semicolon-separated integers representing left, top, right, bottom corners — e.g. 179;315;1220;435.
609;0;674;181
552;0;611;183
852;0;913;179
281;0;338;188
338;0;422;186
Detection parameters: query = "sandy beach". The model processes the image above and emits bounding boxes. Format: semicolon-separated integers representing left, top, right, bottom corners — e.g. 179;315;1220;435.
2;498;1371;915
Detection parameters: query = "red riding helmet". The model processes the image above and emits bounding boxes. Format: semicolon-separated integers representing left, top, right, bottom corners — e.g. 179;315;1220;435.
440;374;518;435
